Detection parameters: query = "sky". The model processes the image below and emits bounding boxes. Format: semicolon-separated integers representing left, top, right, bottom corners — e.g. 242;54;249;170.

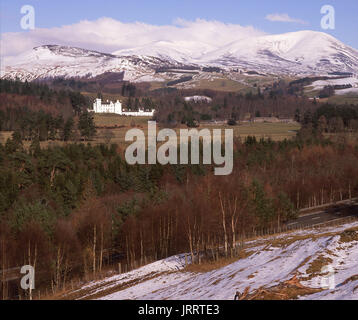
0;0;358;58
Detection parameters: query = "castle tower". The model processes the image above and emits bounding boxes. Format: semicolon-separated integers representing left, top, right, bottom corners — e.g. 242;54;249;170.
93;98;102;112
114;100;122;114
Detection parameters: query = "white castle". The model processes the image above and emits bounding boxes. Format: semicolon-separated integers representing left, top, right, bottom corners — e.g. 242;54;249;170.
91;99;155;116
184;96;213;103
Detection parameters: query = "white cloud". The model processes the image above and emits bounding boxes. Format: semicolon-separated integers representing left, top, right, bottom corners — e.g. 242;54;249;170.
265;13;308;25
1;18;266;59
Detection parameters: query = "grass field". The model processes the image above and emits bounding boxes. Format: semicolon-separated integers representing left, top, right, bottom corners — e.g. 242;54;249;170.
94;122;301;148
147;78;250;92
200;122;300;141
193;79;249;92
93;114;151;127
0;119;301;149
147;74;289;93
92;119;301;147
327;94;358;105
148;81;167;91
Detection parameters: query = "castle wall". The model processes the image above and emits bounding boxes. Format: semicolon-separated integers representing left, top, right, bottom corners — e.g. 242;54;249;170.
92;99;154;116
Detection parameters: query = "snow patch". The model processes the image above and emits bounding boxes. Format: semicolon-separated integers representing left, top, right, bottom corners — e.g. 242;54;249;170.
70;221;358;300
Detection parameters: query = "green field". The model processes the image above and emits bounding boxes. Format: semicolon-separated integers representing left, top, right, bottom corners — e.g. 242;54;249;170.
194;79;250;92
200;122;301;141
92;121;301;148
148;74;293;93
93;114;151;127
327;94;358;105
0;119;301;149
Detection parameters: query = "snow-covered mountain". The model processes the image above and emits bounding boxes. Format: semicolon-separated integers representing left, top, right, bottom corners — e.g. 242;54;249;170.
112;40;216;63
2;31;358;82
197;31;358;74
1;45;190;82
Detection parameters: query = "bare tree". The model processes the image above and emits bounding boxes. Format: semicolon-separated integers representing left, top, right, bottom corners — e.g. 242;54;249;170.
219;192;229;257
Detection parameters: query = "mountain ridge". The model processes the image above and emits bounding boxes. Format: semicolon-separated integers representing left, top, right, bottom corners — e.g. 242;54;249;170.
2;30;358;83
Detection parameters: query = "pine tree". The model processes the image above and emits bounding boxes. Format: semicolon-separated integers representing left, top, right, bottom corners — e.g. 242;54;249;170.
63;118;74;141
78;112;96;141
30;136;41;157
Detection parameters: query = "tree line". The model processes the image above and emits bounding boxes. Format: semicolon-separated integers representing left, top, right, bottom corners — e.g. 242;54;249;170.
152;89;316;126
0;79;97;142
0;108;96;143
0;79;89;115
297;103;358;135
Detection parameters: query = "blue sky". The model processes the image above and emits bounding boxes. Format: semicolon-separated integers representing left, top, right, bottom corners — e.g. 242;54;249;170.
1;0;357;51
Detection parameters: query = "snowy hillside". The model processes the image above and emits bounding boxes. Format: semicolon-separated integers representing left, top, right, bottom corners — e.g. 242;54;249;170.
66;221;358;300
1;45;188;82
309;77;358;90
198;31;358;74
306;76;358;96
112;40;216;64
2;31;358;82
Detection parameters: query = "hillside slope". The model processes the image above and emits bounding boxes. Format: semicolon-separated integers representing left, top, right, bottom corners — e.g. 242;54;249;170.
2;31;358;82
198;31;358;74
1;45;187;82
65;220;358;300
